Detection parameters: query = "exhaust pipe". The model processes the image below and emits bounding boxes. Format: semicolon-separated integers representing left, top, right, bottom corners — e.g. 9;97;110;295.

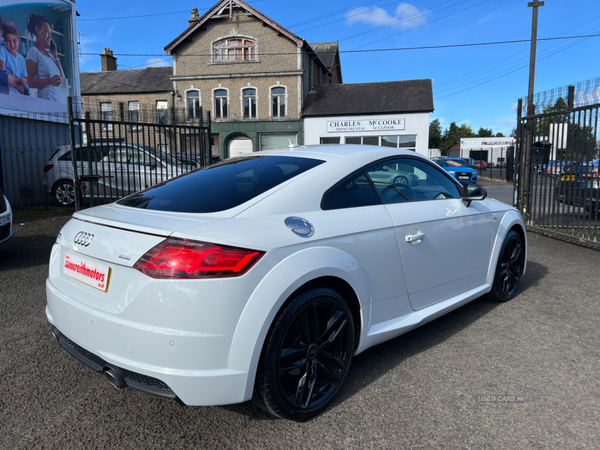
51;326;60;341
104;367;127;390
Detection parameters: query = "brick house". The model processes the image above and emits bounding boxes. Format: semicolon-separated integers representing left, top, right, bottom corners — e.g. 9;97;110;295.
164;0;341;157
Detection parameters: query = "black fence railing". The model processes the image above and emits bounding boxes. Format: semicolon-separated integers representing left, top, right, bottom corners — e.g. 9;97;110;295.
514;97;600;248
63;98;212;211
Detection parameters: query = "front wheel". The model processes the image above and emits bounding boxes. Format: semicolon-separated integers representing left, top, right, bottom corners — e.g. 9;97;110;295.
489;230;525;302
253;287;355;421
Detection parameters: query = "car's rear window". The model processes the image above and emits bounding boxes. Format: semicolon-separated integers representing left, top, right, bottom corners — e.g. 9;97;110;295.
117;155;325;213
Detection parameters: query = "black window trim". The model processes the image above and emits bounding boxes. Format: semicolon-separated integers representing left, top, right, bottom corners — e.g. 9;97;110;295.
321;155;463;211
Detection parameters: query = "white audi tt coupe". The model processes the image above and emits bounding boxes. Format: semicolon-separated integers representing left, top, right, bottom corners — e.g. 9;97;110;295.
46;145;526;421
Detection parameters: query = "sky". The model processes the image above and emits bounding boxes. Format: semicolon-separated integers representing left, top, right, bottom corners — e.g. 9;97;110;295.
75;0;600;137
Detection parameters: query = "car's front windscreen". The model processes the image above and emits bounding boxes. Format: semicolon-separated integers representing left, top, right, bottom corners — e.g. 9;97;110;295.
445;159;469;168
117;155;325;213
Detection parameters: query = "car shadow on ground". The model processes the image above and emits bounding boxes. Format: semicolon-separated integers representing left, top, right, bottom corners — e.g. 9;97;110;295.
222;259;549;421
0;234;58;271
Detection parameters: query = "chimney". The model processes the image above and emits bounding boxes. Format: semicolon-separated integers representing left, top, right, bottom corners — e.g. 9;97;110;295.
100;48;117;71
188;7;199;25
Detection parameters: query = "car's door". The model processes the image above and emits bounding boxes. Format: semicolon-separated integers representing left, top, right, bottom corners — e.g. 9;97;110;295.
365;157;496;311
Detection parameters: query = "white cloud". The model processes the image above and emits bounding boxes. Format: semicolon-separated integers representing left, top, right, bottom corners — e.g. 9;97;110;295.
346;3;430;29
144;57;172;68
502;119;517;126
510;103;519;111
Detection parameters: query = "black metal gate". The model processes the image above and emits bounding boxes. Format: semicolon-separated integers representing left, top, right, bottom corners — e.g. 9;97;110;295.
66;99;212;211
514;96;600;248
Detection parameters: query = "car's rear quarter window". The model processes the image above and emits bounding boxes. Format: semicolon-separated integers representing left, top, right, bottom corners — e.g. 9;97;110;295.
117;155;324;213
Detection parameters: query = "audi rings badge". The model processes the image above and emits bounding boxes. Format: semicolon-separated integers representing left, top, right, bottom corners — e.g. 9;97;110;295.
74;232;94;247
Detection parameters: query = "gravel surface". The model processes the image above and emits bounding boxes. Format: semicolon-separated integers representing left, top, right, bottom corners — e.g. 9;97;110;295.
1;202;598;449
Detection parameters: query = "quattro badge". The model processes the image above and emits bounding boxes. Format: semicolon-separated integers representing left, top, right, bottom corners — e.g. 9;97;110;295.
285;217;315;238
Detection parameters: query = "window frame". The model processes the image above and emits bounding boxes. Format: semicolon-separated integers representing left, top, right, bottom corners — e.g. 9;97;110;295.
155;100;169;125
242;87;258;119
128;101;140;130
212;37;257;63
270;85;286;118
213;88;229;120
100;102;112;131
186;89;201;121
321;155;463;211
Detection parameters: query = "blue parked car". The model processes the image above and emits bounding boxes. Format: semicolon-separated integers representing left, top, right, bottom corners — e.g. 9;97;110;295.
433;157;478;183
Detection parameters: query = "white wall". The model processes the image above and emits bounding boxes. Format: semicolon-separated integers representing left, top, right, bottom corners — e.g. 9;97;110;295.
304;112;431;157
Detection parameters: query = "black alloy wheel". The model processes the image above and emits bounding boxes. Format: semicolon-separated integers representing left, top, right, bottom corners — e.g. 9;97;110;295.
489;230;525;302
254;287;355;421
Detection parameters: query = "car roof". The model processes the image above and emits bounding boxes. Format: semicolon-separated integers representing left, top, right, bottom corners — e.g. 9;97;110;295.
229;145;429;165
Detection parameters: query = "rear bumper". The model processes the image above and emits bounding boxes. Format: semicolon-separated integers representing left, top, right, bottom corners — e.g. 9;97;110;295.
46;279;250;406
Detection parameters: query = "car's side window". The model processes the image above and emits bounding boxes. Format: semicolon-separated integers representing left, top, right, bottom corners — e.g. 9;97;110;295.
322;172;382;210
366;157;462;204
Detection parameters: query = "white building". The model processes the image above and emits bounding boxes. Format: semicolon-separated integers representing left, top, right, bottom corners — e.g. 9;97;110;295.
303;80;433;157
450;137;516;166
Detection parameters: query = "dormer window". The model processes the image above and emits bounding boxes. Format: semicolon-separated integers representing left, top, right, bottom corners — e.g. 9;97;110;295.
213;38;256;62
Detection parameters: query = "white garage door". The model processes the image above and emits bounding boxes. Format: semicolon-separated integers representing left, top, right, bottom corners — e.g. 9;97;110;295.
228;136;253;157
260;133;297;151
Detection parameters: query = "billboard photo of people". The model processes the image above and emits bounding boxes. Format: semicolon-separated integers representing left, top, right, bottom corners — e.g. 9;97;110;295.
0;0;78;120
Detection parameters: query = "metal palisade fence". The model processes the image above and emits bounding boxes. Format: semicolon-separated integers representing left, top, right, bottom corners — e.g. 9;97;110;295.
514;89;600;248
64;98;212;211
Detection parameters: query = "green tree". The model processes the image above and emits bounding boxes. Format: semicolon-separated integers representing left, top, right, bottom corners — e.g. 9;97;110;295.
440;122;474;155
477;127;493;137
429;118;442;149
496;132;505;137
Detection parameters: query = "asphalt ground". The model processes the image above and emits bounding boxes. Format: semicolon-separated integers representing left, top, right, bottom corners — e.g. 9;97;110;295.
1;194;599;449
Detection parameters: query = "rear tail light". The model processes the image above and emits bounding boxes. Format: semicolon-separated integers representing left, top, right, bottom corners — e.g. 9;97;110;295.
134;238;265;279
43;164;54;173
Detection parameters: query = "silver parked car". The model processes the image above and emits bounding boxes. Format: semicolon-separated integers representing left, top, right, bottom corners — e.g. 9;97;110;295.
0;190;14;244
44;143;194;206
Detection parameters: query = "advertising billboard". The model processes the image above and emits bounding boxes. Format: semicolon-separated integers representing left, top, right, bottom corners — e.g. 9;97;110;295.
0;0;78;121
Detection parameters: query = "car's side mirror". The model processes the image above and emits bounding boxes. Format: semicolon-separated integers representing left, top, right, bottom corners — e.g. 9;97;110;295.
462;183;487;207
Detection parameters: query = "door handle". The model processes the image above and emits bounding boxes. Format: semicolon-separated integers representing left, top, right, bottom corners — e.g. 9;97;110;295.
405;231;425;244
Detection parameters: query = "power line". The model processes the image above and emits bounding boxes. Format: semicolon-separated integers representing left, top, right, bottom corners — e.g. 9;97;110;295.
78;34;600;58
77;0;265;22
435;29;600;100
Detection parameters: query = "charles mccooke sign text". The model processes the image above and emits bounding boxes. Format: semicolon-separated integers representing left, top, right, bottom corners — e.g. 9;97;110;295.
327;118;406;133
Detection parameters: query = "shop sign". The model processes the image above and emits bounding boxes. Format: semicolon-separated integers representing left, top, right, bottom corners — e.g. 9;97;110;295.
327;118;405;133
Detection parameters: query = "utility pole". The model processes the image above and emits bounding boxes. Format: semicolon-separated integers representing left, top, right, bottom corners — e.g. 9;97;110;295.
519;1;544;221
527;1;544;116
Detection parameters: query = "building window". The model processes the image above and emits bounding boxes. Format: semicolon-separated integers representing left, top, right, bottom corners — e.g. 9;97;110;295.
346;136;379;146
156;101;168;125
187;90;201;121
243;88;257;119
213;38;256;62
344;135;417;151
271;87;285;118
128;101;140;129
101;102;112;131
320;137;340;144
214;89;228;119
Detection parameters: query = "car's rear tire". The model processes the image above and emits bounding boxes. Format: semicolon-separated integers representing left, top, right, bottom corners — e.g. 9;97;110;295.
253;287;355;421
52;180;75;206
393;175;409;185
489;230;525;302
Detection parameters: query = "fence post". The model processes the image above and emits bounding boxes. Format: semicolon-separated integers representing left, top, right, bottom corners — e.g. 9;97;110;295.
67;96;81;211
567;85;575;109
204;111;212;166
514;98;523;208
